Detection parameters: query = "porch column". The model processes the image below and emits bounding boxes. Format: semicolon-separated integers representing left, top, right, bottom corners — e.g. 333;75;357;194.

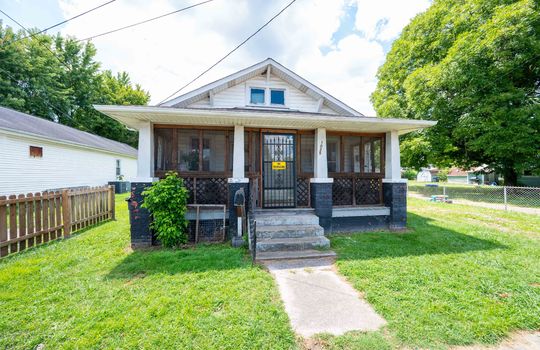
130;121;158;249
310;128;333;231
136;121;155;182
228;125;249;246
383;130;407;230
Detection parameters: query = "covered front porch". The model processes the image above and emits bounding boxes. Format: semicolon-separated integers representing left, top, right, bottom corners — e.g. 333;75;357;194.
152;125;389;210
95;105;435;241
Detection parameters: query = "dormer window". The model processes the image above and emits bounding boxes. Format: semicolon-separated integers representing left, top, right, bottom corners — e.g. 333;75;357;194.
270;89;285;105
250;88;265;104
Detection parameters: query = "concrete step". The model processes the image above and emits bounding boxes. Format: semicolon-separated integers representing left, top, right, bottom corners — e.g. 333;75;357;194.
254;208;315;216
256;236;331;252
255;214;319;227
255;249;337;262
256;224;324;239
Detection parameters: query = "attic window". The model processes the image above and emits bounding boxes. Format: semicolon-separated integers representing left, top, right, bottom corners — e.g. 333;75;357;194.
270;89;285;105
29;146;43;158
250;88;265;104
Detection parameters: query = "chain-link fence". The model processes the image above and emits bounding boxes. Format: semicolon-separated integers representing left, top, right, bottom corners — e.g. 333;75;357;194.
408;183;540;214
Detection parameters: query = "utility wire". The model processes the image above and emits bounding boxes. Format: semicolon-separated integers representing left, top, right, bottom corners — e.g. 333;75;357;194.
0;9;71;69
158;0;298;105
76;0;216;42
3;0;117;45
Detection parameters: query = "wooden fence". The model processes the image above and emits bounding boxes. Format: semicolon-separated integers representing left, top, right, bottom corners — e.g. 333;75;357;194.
0;186;115;258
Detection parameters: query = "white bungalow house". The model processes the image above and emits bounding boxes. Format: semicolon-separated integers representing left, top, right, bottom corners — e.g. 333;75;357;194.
96;58;435;258
0;106;137;196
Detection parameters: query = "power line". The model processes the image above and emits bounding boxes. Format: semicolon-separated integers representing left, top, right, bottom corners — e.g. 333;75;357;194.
3;0;117;46
158;0;298;105
76;0;216;42
0;9;70;69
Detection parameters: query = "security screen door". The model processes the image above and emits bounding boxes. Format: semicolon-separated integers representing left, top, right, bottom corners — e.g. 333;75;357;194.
262;134;296;208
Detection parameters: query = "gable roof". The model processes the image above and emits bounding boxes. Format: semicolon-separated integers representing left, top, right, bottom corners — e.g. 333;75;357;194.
0;106;137;158
159;58;365;117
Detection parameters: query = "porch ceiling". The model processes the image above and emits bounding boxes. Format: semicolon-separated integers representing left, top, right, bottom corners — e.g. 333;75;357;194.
94;105;436;135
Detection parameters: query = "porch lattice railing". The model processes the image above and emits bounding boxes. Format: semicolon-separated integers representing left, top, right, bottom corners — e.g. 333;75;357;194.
331;174;383;206
180;175;229;205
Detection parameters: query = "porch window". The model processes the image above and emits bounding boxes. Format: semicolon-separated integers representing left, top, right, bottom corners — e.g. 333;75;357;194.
155;128;173;171
326;136;341;172
250;88;265;104
177;130;200;171
363;137;382;173
299;134;314;173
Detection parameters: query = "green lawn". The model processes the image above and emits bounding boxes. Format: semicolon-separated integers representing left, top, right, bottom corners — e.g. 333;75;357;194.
1;196;539;350
328;197;540;349
0;195;296;350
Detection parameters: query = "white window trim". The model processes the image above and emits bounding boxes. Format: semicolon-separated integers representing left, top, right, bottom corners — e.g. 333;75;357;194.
248;86;266;105
269;88;286;106
246;85;287;107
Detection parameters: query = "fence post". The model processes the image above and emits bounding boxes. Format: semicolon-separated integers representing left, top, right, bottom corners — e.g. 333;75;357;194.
109;185;116;221
62;190;72;238
503;186;508;211
443;185;446;197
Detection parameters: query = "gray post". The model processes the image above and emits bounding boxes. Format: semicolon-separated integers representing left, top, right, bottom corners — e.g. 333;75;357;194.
503;186;508;211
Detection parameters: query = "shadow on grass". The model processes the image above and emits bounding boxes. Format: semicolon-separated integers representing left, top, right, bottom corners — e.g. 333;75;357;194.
106;244;249;279
332;212;506;260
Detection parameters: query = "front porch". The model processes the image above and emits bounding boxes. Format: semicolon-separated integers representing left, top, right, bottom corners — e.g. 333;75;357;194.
148;123;404;237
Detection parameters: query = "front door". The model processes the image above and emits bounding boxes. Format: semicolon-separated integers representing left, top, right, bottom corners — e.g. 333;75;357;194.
262;133;296;208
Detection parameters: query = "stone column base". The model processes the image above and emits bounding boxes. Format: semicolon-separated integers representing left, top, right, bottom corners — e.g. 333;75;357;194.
128;182;154;248
310;181;333;232
383;181;407;230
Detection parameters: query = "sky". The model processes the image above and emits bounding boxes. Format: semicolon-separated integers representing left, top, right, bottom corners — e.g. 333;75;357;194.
0;0;431;115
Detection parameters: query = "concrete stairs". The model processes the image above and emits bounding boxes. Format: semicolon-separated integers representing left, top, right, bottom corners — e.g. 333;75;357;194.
254;209;336;261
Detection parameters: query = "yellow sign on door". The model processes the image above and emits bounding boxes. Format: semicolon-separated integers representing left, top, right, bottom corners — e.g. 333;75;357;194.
272;161;286;170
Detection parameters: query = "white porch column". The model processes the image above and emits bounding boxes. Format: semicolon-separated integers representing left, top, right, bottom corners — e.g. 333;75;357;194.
384;130;405;182
135;121;157;182
311;128;333;183
229;125;248;183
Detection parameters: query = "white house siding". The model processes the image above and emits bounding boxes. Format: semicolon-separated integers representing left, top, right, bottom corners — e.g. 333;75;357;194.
0;132;136;196
187;74;340;114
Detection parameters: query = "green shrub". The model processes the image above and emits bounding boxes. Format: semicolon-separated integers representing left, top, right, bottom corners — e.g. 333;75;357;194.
438;168;449;182
142;172;189;247
402;168;418;180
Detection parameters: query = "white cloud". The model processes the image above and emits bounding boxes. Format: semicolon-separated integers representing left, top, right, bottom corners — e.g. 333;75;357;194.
57;0;430;115
353;0;431;41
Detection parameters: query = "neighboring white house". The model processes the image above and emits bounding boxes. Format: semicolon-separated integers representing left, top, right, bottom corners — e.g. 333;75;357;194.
0;106;137;196
416;169;433;182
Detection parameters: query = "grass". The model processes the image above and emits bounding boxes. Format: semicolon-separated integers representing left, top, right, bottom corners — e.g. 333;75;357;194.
1;195;539;349
0;195;296;350
329;197;540;349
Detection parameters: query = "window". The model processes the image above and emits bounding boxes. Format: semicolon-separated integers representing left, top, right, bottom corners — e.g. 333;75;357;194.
250;88;265;104
300;134;314;173
29;146;43;158
116;159;121;176
326;136;341;172
270;89;285;105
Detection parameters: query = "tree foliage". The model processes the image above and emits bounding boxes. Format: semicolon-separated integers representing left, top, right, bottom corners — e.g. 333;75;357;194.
372;0;540;185
0;23;150;147
142;172;189;248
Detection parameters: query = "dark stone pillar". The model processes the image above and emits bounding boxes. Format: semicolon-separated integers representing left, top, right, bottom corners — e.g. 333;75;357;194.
383;181;407;230
228;181;250;243
128;182;154;248
310;181;333;232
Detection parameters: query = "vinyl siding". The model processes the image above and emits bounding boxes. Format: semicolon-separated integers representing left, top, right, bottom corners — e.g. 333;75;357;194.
0;132;137;196
187;73;340;114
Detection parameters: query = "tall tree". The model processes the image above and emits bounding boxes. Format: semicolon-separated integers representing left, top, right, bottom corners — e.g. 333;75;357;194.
372;0;540;185
0;22;150;147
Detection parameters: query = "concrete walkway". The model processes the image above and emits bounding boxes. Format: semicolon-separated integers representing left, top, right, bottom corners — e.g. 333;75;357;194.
264;258;386;338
